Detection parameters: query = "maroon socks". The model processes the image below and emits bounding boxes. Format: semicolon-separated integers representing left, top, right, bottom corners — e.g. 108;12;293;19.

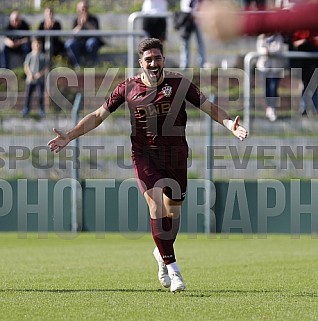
150;216;180;265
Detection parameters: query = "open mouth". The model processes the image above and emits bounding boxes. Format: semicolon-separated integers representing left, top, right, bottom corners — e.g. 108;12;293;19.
148;68;160;79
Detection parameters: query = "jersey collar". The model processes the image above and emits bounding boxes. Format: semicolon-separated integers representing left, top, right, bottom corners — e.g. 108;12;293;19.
140;70;165;87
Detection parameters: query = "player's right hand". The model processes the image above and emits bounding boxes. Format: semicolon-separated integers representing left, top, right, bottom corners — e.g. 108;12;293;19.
47;128;71;153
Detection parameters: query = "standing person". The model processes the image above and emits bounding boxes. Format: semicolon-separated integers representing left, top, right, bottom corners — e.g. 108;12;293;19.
0;10;31;69
47;38;248;292
242;0;266;10
176;0;206;69
22;38;49;118
142;0;168;43
64;0;103;68
256;32;286;121
292;29;318;115
38;7;64;57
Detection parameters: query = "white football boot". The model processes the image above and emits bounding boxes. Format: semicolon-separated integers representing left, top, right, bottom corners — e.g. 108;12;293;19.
170;271;186;293
153;247;171;288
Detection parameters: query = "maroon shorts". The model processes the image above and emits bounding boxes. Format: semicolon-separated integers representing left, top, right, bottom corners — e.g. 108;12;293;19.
132;146;188;201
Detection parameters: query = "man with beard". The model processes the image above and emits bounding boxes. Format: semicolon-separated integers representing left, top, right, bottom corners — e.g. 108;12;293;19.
64;0;103;68
47;38;248;293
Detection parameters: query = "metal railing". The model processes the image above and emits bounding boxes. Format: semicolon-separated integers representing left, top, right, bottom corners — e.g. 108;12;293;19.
243;51;318;132
127;11;172;77
0;29;146;67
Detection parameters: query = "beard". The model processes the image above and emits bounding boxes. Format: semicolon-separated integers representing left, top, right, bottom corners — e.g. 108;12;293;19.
144;66;164;85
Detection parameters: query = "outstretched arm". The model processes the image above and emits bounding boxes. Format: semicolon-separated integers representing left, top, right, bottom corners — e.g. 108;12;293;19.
199;1;318;41
200;100;248;141
47;106;110;153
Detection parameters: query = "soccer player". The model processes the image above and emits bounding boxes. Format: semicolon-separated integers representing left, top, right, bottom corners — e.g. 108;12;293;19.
47;38;248;292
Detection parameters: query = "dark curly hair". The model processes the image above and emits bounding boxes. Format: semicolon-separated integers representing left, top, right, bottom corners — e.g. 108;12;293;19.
138;38;163;58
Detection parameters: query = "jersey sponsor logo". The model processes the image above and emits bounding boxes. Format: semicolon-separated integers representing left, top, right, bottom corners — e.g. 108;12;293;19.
136;102;171;118
162;84;173;97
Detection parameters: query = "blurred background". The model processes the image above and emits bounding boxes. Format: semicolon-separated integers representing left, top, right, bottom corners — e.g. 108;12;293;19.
0;0;317;233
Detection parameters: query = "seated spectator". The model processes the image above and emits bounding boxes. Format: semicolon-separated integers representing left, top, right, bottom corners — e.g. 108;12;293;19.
64;0;103;68
22;38;49;118
142;0;168;43
0;10;31;69
38;7;64;57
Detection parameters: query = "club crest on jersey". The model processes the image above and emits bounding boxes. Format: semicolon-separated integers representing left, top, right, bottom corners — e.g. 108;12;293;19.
162;85;172;97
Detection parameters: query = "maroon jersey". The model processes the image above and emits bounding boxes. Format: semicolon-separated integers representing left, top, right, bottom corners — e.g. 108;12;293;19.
102;71;207;152
102;70;207;200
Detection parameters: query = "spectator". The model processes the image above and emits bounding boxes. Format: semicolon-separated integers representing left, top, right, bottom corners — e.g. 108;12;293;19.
22;38;49;118
256;32;286;121
175;0;206;69
142;0;168;43
0;10;31;69
292;29;318;115
64;0;103;68
275;0;293;9
242;0;266;10
38;7;65;57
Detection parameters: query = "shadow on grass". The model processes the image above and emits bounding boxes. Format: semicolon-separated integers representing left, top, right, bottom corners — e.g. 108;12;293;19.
1;288;318;298
181;289;318;298
0;288;165;293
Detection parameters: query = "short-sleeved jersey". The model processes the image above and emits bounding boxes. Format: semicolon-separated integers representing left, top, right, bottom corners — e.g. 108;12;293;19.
102;71;207;152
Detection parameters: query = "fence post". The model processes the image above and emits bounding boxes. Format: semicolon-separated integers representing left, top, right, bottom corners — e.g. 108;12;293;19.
71;93;82;232
204;95;215;234
127;12;171;78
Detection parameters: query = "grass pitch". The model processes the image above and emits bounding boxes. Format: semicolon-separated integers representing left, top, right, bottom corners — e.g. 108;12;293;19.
0;233;317;321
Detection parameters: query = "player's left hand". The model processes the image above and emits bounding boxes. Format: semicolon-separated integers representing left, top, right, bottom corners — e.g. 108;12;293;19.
231;116;248;141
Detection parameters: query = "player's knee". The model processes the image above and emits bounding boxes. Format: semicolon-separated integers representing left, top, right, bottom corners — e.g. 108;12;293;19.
148;201;165;219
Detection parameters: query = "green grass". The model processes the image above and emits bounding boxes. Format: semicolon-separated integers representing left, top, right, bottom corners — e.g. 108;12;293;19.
0;233;318;321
